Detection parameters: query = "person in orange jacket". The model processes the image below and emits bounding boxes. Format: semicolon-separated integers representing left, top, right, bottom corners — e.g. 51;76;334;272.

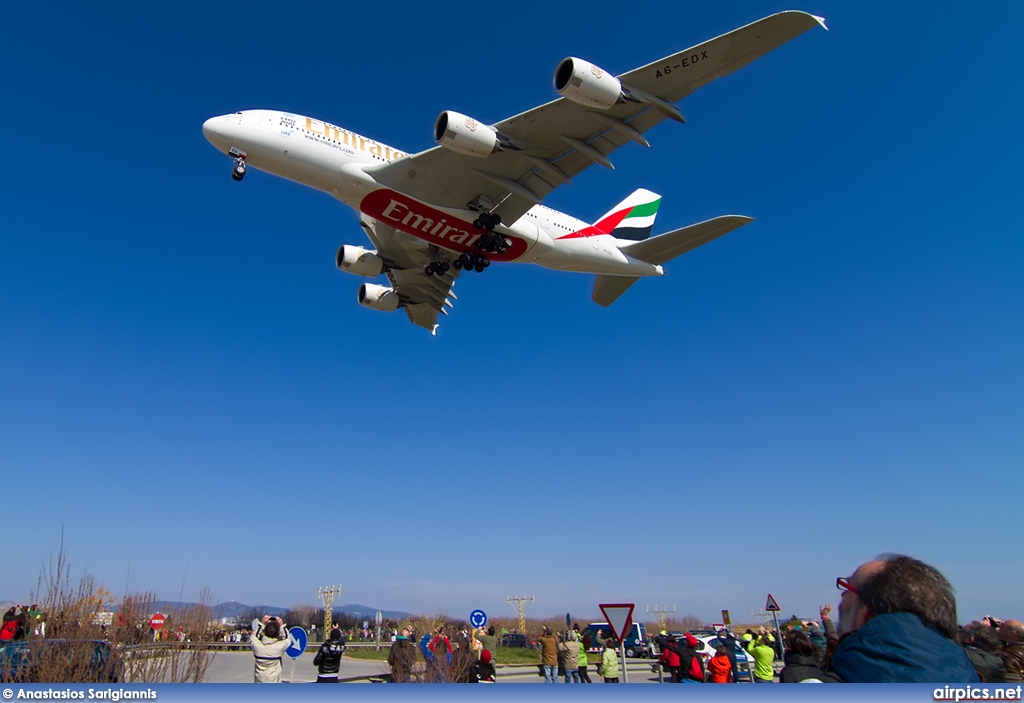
708;645;734;683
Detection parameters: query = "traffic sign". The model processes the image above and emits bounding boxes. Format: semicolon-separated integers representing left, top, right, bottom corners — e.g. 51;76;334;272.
375;610;383;626
286;626;307;658
149;613;165;630
469;610;488;629
598;603;635;646
765;594;781;612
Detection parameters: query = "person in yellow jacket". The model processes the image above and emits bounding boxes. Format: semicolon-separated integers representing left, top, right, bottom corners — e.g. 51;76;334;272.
744;630;776;683
598;639;620;683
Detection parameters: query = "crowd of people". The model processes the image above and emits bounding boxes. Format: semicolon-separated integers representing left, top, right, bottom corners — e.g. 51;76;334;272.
240;552;1024;684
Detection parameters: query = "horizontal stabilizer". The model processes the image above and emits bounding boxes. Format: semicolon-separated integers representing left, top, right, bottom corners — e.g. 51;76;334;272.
619;215;754;265
592;275;641;308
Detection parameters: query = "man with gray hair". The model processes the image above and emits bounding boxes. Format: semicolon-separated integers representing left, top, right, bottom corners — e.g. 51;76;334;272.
816;554;978;682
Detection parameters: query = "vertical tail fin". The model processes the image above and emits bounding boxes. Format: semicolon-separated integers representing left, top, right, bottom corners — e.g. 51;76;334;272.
590;188;662;241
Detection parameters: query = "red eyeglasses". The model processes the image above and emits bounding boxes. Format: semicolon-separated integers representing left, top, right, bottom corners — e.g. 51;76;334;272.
837;577;860;595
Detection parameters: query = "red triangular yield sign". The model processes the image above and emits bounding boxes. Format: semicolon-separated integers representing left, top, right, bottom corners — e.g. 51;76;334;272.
599;603;635;645
765;594;780;612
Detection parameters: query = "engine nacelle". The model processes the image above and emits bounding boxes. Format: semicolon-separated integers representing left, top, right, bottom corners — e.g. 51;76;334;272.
554;58;622;109
358;283;400;312
336;245;384;277
433;111;500;158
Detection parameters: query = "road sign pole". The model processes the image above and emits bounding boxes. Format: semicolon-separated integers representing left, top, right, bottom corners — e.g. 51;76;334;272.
772;610;782;662
620;641;628;683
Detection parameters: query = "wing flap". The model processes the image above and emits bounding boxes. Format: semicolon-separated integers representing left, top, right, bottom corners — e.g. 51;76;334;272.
364;220;461;331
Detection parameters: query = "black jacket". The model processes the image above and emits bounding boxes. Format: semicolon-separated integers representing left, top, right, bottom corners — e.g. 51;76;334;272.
313;638;345;675
661;638;703;681
965;647;1006;683
388;637;417;682
779;651;824;683
467;661;496;682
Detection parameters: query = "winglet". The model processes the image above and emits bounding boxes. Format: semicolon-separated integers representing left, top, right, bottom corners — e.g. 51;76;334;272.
431;324;439;336
811;14;828;30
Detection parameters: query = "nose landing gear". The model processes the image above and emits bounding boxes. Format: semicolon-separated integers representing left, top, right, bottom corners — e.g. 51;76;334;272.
231;157;247;182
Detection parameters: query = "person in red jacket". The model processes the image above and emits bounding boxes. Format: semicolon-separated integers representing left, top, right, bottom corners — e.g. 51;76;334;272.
708;645;733;683
0;607;25;642
657;634;682;682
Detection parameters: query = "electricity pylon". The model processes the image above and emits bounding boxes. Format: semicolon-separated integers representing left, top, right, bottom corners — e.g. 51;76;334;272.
506;594;534;634
646;603;676;631
318;585;342;635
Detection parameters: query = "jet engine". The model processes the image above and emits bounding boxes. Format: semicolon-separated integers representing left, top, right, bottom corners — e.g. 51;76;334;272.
358;283;400;312
434;111;500;157
553;58;622;109
336;245;385;277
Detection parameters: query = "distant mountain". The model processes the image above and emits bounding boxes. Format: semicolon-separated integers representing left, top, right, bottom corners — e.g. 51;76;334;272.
335;603;412;621
208;602;287;620
0;598;410;622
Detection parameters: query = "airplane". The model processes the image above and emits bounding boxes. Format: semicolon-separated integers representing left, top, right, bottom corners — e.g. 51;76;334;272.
202;11;826;333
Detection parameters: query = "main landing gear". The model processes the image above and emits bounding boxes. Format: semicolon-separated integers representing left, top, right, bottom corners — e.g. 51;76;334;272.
231;157;247;182
424;260;450;276
472;212;511;256
452;252;490;273
425;211;506;276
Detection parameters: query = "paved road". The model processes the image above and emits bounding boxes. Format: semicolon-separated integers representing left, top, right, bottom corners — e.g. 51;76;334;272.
202;651;677;684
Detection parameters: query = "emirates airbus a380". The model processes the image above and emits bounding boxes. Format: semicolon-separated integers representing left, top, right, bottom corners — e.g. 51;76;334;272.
203;11;825;332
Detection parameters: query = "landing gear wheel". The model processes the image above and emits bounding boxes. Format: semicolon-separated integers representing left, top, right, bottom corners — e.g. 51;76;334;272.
232;159;246;182
452;259;463;270
425;263;436;276
481;257;490;268
438;261;450;274
474;263;485;272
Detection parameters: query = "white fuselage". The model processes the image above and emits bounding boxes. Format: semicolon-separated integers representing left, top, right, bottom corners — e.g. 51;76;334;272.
202;109;663;277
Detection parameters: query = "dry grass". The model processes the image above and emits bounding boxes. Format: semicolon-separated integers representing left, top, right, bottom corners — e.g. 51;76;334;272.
4;536;217;683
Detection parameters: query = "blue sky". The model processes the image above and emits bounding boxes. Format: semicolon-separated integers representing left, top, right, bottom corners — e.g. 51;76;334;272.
2;0;1021;625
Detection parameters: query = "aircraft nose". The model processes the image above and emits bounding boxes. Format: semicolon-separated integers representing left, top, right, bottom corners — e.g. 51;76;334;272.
202;116;231;151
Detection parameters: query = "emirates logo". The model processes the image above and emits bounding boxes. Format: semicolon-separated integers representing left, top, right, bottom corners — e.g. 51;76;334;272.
591;65;603;79
465;117;478;131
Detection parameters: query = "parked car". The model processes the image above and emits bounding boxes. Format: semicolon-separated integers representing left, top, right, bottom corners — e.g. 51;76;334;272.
500;633;536;649
0;640;123;683
693;634;756;682
583;622;652;658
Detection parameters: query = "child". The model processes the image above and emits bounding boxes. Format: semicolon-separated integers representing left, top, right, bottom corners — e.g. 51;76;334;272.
708;645;733;683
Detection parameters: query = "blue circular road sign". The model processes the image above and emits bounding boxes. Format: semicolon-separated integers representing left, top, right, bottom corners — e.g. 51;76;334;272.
469;609;488;629
286;626;307;658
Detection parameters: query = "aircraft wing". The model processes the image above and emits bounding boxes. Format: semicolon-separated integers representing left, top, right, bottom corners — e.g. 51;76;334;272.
365;11;825;225
359;216;458;332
